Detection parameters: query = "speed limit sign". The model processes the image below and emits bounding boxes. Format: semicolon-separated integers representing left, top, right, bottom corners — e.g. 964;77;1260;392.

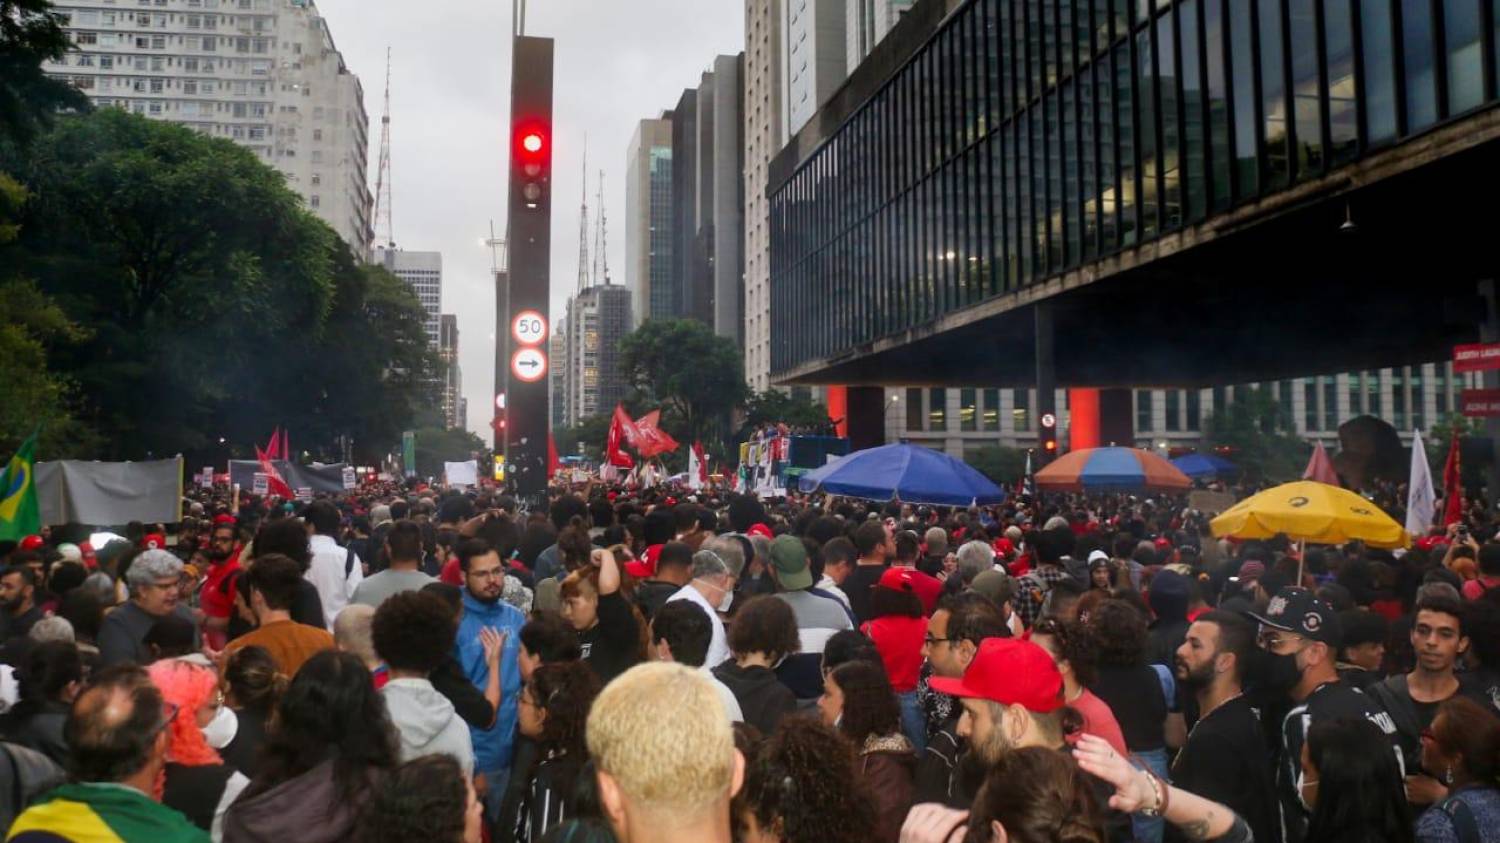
511;310;547;346
1041;413;1057;429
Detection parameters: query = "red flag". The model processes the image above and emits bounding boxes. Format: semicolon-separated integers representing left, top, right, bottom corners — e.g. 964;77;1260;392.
264;427;282;461
1302;441;1339;486
548;433;561;476
254;446;295;499
607;405;636;469
1442;429;1464;526
634;410;680;459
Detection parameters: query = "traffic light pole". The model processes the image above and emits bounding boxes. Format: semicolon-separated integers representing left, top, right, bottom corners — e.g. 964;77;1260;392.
1035;301;1057;463
504;35;553;502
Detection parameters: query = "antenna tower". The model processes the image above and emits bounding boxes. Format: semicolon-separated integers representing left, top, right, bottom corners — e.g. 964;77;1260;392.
371;47;394;250
576;138;590;293
594;170;610;285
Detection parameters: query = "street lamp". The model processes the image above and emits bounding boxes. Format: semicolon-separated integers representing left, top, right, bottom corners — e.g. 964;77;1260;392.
885;393;902;444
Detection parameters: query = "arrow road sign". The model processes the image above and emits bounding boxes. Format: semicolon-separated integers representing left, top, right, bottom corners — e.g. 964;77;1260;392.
512;347;547;383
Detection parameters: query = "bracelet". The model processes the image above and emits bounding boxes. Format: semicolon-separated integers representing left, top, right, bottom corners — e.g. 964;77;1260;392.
1157;771;1172;817
1138;770;1166;817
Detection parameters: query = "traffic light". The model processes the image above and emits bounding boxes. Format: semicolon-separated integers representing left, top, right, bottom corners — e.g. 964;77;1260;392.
513;121;549;210
1040;427;1058;460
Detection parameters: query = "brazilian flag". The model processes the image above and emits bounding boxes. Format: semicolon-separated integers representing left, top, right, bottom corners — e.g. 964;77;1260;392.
0;433;39;543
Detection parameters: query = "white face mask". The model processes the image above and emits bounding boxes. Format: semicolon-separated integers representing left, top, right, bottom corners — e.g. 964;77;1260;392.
717;588;734;613
1296;772;1317;813
200;704;238;750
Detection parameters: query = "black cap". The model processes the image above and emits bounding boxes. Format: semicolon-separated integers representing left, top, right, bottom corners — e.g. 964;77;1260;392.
1245;587;1342;647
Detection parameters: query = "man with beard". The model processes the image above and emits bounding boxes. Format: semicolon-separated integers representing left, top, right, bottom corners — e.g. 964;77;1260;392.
452;537;525;827
925;636;1132;841
0;565;43;642
1248;586;1402;843
196;520;241;651
1171;610;1279;843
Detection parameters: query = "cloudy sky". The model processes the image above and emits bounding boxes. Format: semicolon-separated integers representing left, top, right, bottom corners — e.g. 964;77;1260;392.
313;0;745;438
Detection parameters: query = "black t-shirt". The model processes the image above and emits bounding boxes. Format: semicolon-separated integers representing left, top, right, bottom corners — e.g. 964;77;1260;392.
845;564;888;624
1090;664;1167;752
1278;680;1403;843
578;591;640;685
1169;695;1279;843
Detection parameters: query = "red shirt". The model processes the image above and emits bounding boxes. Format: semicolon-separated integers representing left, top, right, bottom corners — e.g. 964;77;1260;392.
198;560;241;620
861;615;927;692
906;569;944;616
1070;688;1129;757
440;557;464;586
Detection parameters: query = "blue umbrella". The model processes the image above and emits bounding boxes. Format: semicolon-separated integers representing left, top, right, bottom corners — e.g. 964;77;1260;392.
1170;452;1239;479
797;443;1005;506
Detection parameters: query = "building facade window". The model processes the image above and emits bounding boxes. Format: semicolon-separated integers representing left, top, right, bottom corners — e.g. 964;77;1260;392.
960;388;977;432
1137;390;1154;433
906;387;923;431
928;388;947;431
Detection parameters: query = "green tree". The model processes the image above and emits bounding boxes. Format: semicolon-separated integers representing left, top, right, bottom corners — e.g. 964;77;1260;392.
0;172;94;455
555;413;612;463
0;0;90;146
742;389;831;430
967;445;1030;486
1201;386;1310;483
619;318;748;450
412;427;486;479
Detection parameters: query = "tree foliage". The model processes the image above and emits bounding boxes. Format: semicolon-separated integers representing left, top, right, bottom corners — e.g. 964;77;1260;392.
0;0;90;147
1201;386;1310;483
618;318;748;450
0;109;437;460
412;427;487;479
967;445;1030;485
742;389;831;430
554;413;612;463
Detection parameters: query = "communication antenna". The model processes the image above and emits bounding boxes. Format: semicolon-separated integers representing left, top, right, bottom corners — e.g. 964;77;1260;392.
372;47;395;250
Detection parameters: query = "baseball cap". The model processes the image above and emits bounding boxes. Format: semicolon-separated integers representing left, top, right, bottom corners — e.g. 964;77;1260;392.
624;544;661;579
969;569;1009;604
927;638;1063;713
878;565;915;593
1087;550;1109;565
18;535;44;552
746;523;774;540
140;533;167;551
1236;560;1266;581
768;535;813;591
1245;586;1342;647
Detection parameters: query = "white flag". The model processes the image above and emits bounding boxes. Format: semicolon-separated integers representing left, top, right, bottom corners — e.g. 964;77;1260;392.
1407;429;1436;538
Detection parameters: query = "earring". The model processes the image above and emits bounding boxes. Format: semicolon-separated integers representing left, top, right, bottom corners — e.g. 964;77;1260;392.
1444;765;1454;786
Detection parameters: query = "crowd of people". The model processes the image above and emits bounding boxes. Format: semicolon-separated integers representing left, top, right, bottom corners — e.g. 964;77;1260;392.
0;480;1497;843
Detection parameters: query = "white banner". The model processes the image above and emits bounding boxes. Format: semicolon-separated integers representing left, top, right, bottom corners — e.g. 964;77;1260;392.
444;460;479;488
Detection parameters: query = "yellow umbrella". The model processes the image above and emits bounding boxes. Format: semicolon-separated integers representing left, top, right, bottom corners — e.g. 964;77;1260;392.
1210;480;1410;550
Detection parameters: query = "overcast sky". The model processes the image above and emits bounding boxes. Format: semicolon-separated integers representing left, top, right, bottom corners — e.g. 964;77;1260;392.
312;0;745;438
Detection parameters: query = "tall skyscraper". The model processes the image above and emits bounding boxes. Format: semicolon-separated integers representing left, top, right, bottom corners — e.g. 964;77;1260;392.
438;314;462;429
374;247;441;348
781;0;847;136
45;0;373;256
624;118;674;328
564;284;632;428
549;330;569;431
665;56;746;345
745;0;789;391
845;0;916;74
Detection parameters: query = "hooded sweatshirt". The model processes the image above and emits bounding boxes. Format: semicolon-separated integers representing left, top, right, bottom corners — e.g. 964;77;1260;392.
712;662;796;736
1145;569;1191;668
382;677;475;776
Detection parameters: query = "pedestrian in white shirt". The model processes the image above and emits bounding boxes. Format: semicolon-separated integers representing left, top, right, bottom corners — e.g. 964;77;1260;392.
303;500;362;630
666;550;740;670
648;599;744;722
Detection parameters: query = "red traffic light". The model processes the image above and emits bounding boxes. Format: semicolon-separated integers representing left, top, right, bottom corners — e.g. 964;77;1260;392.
1044;439;1057;452
521;132;543;154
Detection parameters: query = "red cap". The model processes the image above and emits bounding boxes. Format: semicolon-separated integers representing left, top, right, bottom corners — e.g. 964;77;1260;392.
1154;537;1172;551
212;514;236;526
993;538;1014;557
624;544;661;579
140;533;167;551
18;535;44;552
927;638;1064;713
746;523;773;540
878;566;915;592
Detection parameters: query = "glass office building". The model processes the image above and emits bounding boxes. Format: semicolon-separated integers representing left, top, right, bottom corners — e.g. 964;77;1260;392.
769;0;1500;375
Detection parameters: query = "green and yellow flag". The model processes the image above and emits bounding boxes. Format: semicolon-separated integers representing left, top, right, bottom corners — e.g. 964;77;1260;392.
0;433;40;543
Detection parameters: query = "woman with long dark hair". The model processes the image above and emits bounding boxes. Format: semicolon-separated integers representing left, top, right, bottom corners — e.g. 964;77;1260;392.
0;640;82;766
740;717;876;843
818;659;914;843
507;660;603;841
1302;717;1413;843
222;650;399;843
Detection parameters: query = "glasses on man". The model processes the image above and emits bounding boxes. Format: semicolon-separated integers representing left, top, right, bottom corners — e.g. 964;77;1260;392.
923;634;950;647
1256;628;1306;651
468;568;506;580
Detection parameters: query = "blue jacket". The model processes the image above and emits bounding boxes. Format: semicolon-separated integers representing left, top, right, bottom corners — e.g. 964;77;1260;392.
453;590;526;774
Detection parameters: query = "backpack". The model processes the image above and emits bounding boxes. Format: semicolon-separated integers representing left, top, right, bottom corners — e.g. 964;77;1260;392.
1434;790;1482;843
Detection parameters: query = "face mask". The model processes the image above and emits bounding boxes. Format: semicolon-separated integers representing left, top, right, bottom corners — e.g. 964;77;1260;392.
717;588;734;613
1253;649;1302;695
200;704;238;749
1296;773;1317;813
